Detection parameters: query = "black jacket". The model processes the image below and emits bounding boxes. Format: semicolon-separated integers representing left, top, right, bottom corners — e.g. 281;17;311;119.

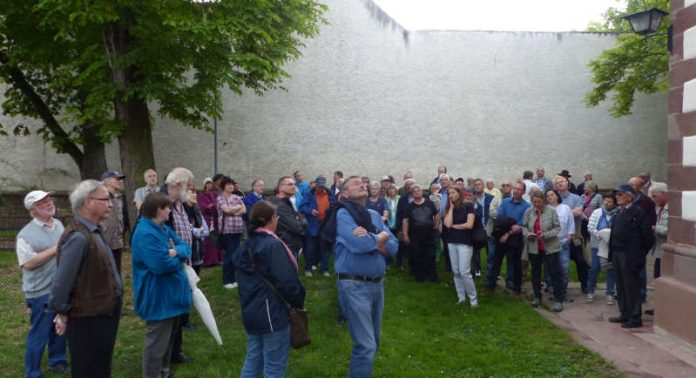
233;232;305;335
270;196;306;252
608;204;653;262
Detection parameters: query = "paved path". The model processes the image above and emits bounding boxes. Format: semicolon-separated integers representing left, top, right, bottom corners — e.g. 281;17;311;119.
532;282;696;377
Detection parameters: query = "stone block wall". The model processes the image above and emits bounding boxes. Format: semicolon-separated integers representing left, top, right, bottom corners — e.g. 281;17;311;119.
654;0;696;347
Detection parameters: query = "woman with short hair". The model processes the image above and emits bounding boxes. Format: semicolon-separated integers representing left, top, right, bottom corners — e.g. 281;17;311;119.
233;201;306;378
523;191;564;312
217;177;246;289
586;194;618;304
131;192;192;378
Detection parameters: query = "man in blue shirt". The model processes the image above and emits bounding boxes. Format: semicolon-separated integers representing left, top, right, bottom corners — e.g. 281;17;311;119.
334;176;398;378
484;181;530;295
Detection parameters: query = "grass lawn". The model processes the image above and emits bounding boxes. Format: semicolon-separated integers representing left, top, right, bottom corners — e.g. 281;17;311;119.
0;251;621;377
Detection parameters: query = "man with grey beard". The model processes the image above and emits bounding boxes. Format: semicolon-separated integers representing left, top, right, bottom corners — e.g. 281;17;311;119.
161;167;195;365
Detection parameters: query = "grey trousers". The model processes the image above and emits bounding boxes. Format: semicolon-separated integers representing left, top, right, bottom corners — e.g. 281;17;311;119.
143;317;179;378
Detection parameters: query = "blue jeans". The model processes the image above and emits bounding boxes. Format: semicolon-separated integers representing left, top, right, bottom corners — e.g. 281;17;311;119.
587;248;616;296
222;233;242;285
338;278;384;378
25;294;67;378
559;241;571;295
240;326;291;378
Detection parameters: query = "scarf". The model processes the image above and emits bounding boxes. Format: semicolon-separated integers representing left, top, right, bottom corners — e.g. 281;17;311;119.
321;199;379;243
256;227;298;269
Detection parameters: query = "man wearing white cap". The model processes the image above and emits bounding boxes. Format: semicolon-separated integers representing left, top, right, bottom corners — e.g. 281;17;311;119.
16;190;68;377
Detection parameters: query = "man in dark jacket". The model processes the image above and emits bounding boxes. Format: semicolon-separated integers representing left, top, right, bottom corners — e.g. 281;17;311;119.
271;176;306;261
608;184;653;329
49;180;123;378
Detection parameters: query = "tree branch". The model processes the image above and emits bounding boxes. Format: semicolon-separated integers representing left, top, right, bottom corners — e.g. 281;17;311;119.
0;52;83;167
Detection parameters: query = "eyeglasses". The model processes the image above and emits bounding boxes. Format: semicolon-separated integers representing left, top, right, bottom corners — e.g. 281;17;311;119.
89;197;111;203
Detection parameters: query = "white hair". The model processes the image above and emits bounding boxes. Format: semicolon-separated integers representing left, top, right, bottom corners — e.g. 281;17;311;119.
165;167;194;187
649;182;668;195
69;180;103;212
370;181;381;189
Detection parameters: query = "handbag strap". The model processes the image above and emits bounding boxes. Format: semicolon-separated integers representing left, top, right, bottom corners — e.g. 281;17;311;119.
246;248;293;311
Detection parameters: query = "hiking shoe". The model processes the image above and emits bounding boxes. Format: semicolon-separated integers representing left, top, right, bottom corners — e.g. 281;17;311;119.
224;283;238;289
585;293;595;303
606;295;615;305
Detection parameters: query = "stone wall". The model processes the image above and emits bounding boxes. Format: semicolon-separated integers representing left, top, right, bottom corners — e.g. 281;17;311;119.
654;0;696;347
0;0;667;194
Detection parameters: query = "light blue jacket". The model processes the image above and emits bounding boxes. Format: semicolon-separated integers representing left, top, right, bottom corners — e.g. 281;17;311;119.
131;217;192;321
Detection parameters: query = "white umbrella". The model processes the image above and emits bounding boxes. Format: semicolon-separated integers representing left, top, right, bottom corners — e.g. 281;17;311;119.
185;265;223;346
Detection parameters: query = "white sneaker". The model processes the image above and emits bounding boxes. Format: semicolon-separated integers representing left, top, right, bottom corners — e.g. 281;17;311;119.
304;271;313;277
322;272;331;277
224;283;238;289
312;265;318;271
606;295;615;305
470;301;479;308
585;293;595;303
455;298;466;305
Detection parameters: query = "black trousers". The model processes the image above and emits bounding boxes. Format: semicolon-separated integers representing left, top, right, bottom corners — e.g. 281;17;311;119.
487;234;523;291
613;252;643;322
530;252;564;302
410;230;437;282
570;243;589;292
112;248;123;276
170;314;188;360
67;307;121;378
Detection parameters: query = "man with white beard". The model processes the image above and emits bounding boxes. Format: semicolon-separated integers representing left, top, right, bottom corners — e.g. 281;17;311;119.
161;167;196;364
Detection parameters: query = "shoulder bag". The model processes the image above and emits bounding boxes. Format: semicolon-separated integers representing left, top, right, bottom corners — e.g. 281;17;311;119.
246;248;310;349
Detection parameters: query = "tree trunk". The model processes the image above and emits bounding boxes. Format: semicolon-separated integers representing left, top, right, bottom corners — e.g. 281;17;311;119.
107;9;156;226
116;98;155;202
78;124;107;180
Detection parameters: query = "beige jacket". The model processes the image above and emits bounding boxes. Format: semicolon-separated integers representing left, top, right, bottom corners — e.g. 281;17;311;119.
522;206;562;254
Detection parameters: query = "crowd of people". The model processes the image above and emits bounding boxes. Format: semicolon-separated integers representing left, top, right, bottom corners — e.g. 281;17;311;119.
14;165;666;377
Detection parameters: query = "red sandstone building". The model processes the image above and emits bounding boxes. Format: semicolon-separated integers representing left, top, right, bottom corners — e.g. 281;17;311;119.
656;0;696;347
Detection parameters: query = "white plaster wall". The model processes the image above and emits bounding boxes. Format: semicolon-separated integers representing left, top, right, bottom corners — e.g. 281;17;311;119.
0;0;667;192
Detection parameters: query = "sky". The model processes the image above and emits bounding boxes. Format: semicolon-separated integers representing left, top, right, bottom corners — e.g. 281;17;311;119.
371;0;627;32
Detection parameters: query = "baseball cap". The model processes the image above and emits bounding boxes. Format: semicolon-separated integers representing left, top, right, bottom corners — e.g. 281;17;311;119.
24;190;54;210
315;176;327;187
613;184;636;195
203;177;213;186
381;175;390;181
100;170;125;180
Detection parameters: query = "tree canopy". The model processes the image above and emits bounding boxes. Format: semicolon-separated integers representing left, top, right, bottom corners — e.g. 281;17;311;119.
1;0;327;181
584;0;670;118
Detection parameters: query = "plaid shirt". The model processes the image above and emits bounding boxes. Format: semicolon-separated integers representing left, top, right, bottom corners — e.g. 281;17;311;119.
171;203;193;247
217;194;244;234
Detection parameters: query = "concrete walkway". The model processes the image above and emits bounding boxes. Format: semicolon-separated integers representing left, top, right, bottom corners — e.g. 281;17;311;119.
532;282;696;377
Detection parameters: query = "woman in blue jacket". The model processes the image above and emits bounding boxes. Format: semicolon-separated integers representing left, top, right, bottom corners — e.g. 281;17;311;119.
233;200;306;378
131;192;192;378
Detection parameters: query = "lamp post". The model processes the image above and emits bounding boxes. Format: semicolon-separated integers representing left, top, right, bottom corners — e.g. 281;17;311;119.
213;118;218;174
